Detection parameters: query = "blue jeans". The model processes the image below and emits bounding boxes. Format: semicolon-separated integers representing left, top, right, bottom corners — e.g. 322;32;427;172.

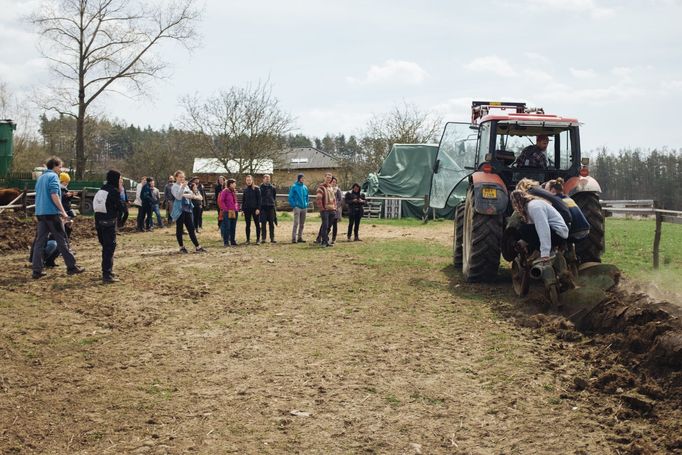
221;213;238;245
152;204;163;227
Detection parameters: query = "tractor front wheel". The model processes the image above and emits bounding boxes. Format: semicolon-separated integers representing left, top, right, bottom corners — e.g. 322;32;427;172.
462;189;503;282
573;192;605;263
453;203;464;269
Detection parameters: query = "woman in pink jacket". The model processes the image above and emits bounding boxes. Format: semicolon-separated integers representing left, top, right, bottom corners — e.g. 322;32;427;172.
219;178;240;246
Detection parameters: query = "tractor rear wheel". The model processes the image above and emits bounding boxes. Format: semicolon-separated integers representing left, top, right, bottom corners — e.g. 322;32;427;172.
573;192;605;263
462;188;502;282
453;203;464;269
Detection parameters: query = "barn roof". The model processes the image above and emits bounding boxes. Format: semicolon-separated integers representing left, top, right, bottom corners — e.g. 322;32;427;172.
192;158;274;175
279;147;341;170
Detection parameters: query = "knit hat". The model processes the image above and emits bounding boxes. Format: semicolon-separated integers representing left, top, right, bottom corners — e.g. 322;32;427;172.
59;172;71;184
297;173;304;182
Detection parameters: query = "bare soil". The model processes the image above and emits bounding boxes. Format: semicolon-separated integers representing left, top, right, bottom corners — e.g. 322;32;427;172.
0;217;681;454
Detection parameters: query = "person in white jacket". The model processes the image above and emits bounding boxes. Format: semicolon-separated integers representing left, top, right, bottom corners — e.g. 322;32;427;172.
171;170;206;253
510;190;568;259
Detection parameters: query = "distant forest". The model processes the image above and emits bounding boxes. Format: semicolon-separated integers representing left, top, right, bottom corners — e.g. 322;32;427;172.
591;148;682;210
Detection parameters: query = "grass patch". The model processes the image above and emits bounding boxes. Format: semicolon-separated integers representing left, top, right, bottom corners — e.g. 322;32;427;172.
603;218;682;278
355;239;450;270
385;394;401;407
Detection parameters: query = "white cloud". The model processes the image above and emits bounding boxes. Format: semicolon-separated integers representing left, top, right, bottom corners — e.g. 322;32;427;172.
570;67;597;79
463;56;518;78
524;0;614;18
346;60;428;86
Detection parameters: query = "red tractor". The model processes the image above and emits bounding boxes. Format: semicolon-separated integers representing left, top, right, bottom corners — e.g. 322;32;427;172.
429;101;605;283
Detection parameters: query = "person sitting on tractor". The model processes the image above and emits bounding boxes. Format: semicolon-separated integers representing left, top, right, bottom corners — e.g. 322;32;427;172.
513;135;549;168
546;178;590;242
510;190;569;260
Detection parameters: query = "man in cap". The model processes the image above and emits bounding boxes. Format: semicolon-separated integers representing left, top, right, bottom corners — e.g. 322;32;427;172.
513;135;550;169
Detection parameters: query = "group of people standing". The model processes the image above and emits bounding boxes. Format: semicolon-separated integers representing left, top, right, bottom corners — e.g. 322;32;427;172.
213;171;368;248
29;158;370;284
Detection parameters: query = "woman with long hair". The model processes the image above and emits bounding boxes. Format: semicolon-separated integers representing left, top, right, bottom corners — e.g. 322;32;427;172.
171;170;206;253
218;178;240;246
510;190;568;259
345;183;367;241
214;176;226;226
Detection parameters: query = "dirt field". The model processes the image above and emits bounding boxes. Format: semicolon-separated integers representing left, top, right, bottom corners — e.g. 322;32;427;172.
1;216;681;454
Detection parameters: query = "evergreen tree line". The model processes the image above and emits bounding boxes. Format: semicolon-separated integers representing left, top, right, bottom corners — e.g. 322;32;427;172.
591;148;682;210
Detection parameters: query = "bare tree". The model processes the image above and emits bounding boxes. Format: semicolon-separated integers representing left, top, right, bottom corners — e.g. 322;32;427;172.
31;0;202;178
180;82;294;178
358;101;443;174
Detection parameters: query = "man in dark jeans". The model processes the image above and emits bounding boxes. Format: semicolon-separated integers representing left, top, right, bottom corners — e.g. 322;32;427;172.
241;175;262;244
94;170;127;283
140;177;154;231
164;176;175;225
31;156;84;279
315;172;337;248
259;174;277;243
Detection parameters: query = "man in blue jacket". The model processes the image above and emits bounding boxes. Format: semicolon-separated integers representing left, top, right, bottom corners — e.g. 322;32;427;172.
31;157;84;279
288;173;309;243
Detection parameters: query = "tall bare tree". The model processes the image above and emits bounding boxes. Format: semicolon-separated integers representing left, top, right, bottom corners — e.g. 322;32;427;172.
357;102;443;175
180;82;294;178
31;0;202;178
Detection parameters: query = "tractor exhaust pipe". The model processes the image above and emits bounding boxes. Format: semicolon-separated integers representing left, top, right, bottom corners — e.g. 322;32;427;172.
530;262;555;282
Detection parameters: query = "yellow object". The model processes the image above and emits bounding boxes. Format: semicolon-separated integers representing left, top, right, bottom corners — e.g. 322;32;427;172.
59;172;71;184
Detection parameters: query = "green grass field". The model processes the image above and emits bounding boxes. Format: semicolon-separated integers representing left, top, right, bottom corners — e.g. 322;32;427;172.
603;218;682;290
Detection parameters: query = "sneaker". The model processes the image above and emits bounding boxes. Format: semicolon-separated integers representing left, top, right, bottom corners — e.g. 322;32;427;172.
245;240;251;245
292;239;297;244
195;246;206;253
67;266;85;275
297;238;306;243
231;242;238;246
179;247;189;254
270;239;277;243
32;271;47;279
347;235;351;241
103;275;120;284
255;240;261;245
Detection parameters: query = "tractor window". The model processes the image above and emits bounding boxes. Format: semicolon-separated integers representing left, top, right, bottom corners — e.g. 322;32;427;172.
556;130;572;170
429;122;478;208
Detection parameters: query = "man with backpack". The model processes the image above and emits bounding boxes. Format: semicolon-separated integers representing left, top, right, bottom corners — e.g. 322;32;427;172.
93;170;127;283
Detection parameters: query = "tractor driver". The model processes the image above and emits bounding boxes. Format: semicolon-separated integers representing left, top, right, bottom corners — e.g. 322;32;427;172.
513;134;549;168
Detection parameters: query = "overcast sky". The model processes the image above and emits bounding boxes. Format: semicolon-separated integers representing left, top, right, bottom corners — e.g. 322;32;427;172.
1;0;681;152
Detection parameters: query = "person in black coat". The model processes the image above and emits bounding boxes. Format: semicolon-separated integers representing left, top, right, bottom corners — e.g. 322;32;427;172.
94;170;127;283
259;174;277;243
345;183;367;241
241;175;262;244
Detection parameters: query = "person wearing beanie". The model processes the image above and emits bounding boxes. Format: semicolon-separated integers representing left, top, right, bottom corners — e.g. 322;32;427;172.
288;173;309;243
94;170;127;283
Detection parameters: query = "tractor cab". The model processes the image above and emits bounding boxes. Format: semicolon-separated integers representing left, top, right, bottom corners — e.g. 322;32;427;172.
430;101;590;210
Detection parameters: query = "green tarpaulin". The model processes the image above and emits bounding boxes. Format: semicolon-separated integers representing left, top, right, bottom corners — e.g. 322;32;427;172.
364;143;455;219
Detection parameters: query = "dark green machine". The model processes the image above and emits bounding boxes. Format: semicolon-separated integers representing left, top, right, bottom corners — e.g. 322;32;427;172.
0;119;16;178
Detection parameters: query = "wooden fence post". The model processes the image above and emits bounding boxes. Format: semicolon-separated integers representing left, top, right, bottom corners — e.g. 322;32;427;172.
653;200;662;269
21;184;28;218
